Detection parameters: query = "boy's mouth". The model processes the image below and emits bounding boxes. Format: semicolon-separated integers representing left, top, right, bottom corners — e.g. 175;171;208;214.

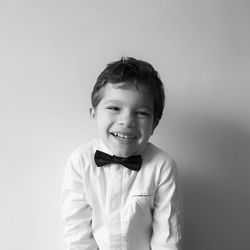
110;132;137;140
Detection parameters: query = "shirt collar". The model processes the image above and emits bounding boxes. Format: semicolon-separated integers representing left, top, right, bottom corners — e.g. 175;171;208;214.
96;139;150;158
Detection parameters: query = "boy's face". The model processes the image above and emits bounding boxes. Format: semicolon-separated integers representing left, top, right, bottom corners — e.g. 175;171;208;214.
90;82;155;157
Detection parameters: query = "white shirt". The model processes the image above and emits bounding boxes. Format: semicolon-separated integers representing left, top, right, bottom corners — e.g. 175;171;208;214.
61;139;182;250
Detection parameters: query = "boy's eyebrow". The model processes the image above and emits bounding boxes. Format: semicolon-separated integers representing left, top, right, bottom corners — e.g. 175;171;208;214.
103;100;122;105
139;106;154;113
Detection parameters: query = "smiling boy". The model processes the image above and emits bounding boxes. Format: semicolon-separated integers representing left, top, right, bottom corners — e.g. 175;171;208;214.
90;82;155;157
61;57;182;250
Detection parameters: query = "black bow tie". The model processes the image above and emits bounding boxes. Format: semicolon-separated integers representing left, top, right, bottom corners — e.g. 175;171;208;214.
94;150;142;171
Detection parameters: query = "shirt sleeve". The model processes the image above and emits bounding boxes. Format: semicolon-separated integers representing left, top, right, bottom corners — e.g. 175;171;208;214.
61;153;98;250
150;159;183;250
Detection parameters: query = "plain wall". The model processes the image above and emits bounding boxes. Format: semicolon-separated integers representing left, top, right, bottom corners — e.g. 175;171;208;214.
1;1;249;250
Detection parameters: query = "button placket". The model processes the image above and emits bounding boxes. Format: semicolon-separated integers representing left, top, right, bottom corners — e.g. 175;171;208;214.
109;165;123;248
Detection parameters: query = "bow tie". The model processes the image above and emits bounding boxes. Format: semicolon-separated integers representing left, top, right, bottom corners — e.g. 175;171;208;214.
94;150;142;172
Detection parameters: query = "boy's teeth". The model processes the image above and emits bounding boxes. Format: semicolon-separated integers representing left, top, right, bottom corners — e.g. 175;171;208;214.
113;133;135;139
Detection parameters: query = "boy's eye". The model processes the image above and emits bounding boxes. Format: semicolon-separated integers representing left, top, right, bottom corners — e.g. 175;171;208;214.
107;106;120;111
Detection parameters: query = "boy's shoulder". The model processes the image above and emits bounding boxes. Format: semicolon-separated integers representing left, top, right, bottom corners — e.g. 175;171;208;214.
146;142;173;161
144;142;176;170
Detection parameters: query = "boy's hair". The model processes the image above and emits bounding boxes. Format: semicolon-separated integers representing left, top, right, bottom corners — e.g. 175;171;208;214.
91;57;165;128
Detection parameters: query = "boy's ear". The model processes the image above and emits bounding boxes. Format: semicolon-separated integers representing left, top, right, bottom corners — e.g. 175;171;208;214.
89;107;97;125
151;126;155;136
151;119;159;135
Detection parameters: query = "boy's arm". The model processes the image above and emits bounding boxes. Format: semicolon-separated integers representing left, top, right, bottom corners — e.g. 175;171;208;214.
61;154;98;250
150;159;183;250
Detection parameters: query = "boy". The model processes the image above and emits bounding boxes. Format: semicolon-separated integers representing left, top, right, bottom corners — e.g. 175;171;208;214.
61;57;182;250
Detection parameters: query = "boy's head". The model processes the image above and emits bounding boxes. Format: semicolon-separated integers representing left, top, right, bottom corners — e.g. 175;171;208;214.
90;57;165;157
91;57;165;128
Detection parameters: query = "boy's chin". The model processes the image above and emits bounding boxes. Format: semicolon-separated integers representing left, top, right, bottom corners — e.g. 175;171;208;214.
111;146;142;157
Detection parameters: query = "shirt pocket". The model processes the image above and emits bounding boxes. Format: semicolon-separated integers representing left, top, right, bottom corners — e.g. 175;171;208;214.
130;193;154;216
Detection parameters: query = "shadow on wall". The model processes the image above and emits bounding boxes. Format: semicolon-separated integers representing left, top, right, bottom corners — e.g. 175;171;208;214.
175;114;250;250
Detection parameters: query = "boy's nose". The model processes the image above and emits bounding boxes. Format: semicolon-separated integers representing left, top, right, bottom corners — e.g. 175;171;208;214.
118;112;136;127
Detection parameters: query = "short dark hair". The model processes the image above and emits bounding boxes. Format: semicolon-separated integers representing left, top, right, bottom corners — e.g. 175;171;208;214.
91;57;165;128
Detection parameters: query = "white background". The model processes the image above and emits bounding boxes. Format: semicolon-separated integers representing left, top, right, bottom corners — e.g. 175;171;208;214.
1;1;250;250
